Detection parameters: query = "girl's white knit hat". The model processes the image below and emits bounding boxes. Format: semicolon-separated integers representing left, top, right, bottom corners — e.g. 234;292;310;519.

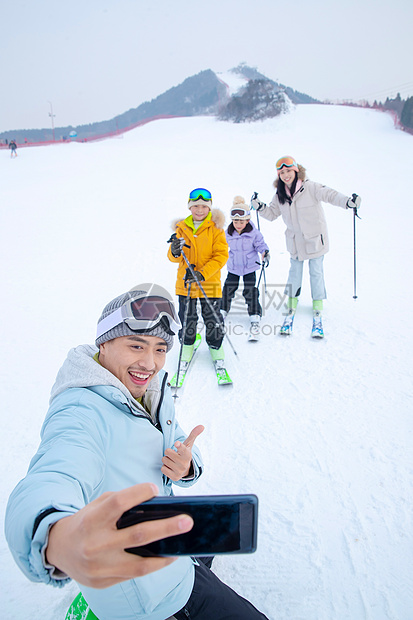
230;195;251;220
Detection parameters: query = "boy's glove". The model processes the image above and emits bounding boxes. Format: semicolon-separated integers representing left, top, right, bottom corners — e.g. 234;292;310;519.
347;194;361;210
262;250;270;267
250;192;266;211
184;266;204;284
171;235;186;257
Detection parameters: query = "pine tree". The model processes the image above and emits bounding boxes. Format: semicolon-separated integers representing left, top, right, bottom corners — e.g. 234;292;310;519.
401;97;413;129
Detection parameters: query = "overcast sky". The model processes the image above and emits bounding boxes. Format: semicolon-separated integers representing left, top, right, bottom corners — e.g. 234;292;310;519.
1;0;412;132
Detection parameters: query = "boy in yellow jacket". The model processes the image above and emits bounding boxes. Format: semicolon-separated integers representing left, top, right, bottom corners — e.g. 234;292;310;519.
167;188;228;377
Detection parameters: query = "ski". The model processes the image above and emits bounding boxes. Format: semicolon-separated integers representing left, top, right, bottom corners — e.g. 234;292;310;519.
66;592;97;619
280;310;295;335
169;334;202;388
311;314;324;339
214;361;233;386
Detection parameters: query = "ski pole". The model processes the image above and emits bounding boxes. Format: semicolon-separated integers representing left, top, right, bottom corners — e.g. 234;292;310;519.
251;192;267;293
251;192;262;232
180;249;238;357
172;282;192;399
256;262;266;290
261;252;267;293
351;196;361;299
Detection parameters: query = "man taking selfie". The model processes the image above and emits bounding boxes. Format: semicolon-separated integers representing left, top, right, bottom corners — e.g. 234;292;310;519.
5;283;268;620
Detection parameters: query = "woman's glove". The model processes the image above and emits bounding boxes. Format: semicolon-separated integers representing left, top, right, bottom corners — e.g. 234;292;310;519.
262;250;270;267
250;192;266;211
347;194;361;210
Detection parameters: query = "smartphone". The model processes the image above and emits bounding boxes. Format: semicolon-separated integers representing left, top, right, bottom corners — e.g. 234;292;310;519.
116;494;258;557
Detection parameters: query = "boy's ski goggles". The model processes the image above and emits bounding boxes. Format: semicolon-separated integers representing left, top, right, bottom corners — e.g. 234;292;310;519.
276;156;298;170
188;188;212;202
230;207;251;218
96;290;181;341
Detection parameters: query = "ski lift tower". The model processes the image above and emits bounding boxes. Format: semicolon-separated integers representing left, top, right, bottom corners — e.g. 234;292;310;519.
48;101;56;141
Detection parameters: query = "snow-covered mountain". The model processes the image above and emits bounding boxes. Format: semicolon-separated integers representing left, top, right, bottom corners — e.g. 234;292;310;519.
0;64;316;142
1;103;412;619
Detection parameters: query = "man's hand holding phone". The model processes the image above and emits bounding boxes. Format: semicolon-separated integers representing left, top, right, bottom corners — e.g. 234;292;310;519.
45;483;194;589
162;425;204;481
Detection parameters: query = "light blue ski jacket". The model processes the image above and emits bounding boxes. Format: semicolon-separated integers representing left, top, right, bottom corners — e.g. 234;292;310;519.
5;344;203;620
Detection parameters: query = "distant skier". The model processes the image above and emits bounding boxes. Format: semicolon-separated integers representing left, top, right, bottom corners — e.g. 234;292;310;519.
251;156;361;338
221;196;270;340
167;188;230;383
9;139;17;157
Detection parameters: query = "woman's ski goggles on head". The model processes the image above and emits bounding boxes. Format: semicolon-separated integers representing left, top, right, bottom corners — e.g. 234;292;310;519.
188;188;212;202
96;290;182;341
230;207;251;218
276;156;298;170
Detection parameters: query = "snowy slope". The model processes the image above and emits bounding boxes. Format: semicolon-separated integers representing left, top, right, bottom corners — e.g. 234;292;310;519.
216;69;249;96
1;105;413;620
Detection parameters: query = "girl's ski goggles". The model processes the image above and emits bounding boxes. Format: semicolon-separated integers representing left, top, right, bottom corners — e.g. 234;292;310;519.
96;286;181;341
230;207;251;218
276;156;298;170
188;188;212;202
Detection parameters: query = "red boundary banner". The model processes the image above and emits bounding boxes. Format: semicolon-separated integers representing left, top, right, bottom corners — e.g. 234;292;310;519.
0;114;186;149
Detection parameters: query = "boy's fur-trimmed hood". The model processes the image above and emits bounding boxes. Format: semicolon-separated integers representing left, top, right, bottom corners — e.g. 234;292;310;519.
171;208;226;231
273;164;307;188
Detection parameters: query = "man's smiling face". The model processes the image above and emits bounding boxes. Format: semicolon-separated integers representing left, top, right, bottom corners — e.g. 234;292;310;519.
98;334;167;398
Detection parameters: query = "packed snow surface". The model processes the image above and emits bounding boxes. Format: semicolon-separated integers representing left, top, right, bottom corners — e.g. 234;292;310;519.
1;104;412;619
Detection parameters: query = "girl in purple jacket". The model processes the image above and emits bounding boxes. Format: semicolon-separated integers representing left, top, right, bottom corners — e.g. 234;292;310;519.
221;196;270;338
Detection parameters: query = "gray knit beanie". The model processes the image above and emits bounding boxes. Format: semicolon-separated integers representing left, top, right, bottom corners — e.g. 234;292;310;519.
95;284;177;351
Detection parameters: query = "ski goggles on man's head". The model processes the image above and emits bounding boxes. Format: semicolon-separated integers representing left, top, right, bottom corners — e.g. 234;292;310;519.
276;156;298;170
230;207;251;218
188;188;212;202
96;285;182;341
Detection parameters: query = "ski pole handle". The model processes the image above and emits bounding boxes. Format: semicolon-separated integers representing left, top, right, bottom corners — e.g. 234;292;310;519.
168;233;191;256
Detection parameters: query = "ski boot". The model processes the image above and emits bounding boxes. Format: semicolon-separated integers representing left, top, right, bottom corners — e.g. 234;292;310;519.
280;308;295;335
248;315;260;341
209;346;232;385
311;300;324;338
311;312;324;338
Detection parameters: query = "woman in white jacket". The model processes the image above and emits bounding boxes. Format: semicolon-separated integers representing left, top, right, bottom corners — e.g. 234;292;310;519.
251;156;361;337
